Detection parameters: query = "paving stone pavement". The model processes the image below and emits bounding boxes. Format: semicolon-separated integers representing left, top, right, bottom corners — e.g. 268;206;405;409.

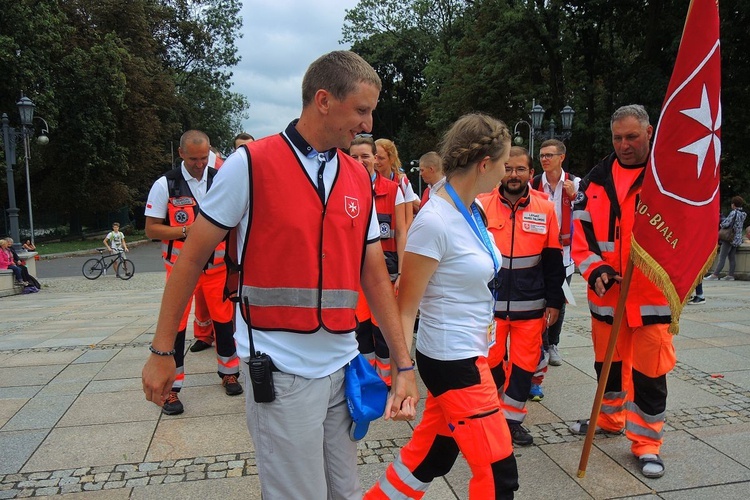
2;270;750;499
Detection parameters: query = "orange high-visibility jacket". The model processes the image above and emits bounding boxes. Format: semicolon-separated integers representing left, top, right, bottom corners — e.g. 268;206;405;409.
479;187;565;321
238;134;374;333
571;153;670;326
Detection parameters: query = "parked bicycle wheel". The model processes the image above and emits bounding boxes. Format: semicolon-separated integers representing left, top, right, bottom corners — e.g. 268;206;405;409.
82;258;104;280
118;259;135;280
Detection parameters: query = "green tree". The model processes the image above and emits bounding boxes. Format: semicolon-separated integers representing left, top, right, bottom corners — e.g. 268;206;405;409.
162;0;249;151
1;0;250;237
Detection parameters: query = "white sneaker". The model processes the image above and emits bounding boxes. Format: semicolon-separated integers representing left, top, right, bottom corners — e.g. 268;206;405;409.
704;274;720;281
548;344;562;366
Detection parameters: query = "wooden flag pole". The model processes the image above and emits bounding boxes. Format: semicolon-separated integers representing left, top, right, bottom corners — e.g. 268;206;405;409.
577;261;634;478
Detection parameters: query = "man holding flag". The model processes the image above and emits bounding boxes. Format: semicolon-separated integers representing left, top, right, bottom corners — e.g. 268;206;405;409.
571;0;721;480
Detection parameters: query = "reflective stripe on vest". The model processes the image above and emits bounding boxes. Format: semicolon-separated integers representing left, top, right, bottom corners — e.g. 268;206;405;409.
640;305;671;317
495;298;546;313
500;255;541;270
240;286;359;309
589;301;615;321
578;253;603;274
598;241;615;253
572;209;591;222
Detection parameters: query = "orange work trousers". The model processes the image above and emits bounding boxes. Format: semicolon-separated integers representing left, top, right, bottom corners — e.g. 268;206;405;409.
487;317;546;424
366;355;518;499
591;318;676;456
192;288;215;344
166;267;237;390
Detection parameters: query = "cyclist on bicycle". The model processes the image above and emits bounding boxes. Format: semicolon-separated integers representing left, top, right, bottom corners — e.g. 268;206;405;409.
103;222;129;277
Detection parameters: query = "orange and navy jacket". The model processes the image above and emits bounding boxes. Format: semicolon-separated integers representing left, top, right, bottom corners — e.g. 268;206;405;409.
572;152;670;326
234;134;374;334
478;186;565;321
373;172;399;253
162;167;225;273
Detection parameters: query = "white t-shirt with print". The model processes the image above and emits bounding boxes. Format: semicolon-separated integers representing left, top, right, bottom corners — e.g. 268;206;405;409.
105;231;125;251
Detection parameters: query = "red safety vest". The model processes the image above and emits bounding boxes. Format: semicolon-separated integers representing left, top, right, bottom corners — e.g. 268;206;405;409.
161;168;225;273
238;134;373;333
373;172;399;253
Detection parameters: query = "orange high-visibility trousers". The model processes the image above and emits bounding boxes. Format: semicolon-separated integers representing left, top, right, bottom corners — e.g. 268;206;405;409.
166;267;238;389
591;318;676;456
192;288;215;345
487;317;546;424
366;355;518;499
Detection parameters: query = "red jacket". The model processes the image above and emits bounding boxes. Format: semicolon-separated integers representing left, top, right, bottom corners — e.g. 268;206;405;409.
239;134;374;333
572;153;670;326
479;186;565;320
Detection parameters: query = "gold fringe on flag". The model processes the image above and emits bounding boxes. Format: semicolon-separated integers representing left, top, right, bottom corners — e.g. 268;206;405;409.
630;237;715;335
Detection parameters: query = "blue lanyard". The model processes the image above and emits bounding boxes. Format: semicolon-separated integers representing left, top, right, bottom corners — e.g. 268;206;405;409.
444;182;500;275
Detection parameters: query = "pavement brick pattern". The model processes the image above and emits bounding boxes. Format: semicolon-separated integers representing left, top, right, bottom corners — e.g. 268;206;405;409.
2;272;750;499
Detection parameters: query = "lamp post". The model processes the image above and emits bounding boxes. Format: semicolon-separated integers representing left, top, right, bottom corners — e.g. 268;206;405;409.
513;120;534;158
409;160;422;195
529;100;575;144
1;94;49;251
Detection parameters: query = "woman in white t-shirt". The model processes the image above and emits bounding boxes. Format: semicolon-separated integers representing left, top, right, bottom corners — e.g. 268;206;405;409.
366;113;519;499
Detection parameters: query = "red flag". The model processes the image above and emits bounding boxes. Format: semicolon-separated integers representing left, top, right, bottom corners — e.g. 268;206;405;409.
631;0;721;334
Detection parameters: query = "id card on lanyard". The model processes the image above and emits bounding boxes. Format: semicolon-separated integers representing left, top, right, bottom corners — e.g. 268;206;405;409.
444;183;499;347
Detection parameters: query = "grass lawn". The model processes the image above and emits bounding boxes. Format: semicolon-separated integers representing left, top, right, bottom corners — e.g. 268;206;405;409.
34;231;148;255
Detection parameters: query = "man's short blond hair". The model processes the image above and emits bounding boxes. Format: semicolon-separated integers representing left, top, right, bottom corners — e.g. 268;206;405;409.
419;151;443;173
302;51;382;107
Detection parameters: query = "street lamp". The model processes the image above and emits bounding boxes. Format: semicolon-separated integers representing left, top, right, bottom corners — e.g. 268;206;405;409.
529;100;575;144
1;94;49;251
409;160;422;195
513;120;534;158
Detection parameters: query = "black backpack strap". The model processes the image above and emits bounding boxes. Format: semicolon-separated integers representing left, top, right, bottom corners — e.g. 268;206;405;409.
531;174;543;191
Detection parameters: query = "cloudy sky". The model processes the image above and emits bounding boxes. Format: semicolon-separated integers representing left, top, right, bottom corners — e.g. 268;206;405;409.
232;0;361;139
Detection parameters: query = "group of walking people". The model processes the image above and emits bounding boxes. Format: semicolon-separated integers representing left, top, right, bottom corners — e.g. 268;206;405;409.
141;50;685;498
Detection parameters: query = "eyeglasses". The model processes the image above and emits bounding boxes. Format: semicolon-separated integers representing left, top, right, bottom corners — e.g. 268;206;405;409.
355;133;373;138
539;153;563;160
504;167;530;174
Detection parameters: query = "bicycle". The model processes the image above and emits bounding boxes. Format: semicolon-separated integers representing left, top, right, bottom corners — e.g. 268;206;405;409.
81;248;135;280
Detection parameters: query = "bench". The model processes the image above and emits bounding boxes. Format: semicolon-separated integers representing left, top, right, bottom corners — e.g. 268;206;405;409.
0;251;38;298
716;244;750;280
0;269;23;298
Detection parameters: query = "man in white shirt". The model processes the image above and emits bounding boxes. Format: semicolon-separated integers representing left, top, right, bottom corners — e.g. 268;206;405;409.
418;151;446;208
142;51;418;499
532;139;580;367
144;130;241;416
